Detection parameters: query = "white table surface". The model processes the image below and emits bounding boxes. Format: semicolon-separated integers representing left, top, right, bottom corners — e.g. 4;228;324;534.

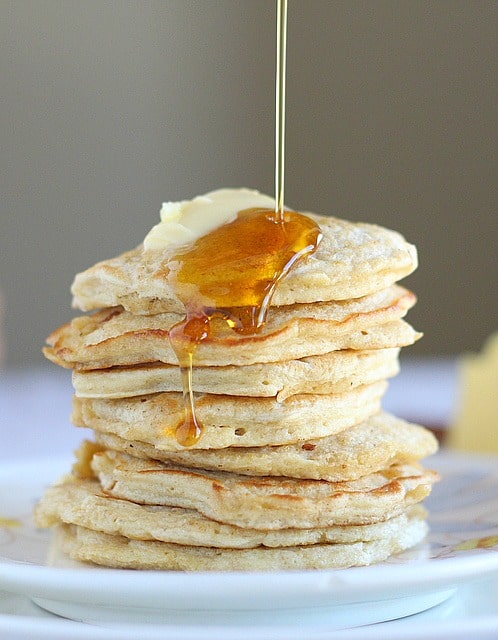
1;360;498;640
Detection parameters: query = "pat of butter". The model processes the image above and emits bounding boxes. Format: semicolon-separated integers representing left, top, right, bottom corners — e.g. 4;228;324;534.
143;188;276;251
449;332;498;454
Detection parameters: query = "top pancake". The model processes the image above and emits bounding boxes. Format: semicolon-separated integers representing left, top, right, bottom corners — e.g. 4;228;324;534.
71;213;417;314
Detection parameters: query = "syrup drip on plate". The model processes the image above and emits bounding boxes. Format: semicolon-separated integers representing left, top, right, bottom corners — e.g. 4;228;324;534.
168;207;322;446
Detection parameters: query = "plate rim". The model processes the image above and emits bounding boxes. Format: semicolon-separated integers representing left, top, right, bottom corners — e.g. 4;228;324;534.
1;450;498;610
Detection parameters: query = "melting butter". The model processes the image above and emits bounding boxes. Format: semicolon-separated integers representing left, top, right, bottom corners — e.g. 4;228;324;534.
143;188;277;251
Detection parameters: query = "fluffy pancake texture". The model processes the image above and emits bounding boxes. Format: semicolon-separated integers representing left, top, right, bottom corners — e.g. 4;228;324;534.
71;347;400;400
54;514;428;570
71;382;387;449
45;286;419;369
88;448;437;530
91;412;438;481
36;201;436;571
34;476;427;549
71;213;418;315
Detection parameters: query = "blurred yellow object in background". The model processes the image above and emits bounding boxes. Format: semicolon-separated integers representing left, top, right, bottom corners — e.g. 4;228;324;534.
0;289;4;367
449;333;498;454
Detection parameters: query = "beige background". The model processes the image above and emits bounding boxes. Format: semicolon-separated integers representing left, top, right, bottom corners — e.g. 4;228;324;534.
0;0;496;368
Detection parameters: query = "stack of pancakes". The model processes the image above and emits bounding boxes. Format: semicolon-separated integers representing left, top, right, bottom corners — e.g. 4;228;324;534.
35;211;438;570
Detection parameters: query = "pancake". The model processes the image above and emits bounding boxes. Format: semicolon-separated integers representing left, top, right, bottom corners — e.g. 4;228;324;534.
72;381;387;449
90;411;438;481
36;197;429;572
90;449;438;529
54;512;428;570
45;285;419;370
71;347;400;401
71;212;418;315
34;476;427;549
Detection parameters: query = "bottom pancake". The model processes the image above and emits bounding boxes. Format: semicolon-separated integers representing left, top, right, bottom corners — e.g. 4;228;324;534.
53;511;428;571
34;475;427;550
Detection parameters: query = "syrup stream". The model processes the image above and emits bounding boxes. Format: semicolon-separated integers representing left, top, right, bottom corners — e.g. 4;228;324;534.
275;0;288;222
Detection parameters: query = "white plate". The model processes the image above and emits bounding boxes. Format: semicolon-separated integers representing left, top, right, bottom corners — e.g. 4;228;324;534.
0;451;498;639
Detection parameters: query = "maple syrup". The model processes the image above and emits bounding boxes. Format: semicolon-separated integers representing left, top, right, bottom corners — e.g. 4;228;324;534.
168;208;322;446
167;0;320;446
